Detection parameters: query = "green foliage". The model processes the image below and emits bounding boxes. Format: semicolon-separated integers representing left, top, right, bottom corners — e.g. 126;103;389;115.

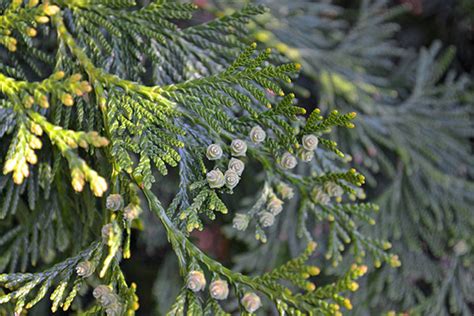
0;0;404;315
203;0;474;315
147;190;369;315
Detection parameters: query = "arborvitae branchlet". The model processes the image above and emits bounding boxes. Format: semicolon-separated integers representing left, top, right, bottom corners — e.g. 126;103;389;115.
0;0;401;315
200;0;474;315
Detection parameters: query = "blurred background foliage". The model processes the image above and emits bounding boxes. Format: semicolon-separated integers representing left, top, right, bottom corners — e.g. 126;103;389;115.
131;0;473;315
